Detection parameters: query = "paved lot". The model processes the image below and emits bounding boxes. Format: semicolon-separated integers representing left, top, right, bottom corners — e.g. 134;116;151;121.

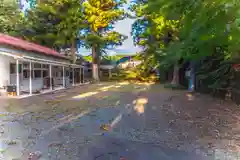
0;82;239;159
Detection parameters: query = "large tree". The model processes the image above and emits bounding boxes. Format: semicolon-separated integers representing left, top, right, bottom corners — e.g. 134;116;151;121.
130;0;179;80
82;0;127;81
131;0;240;87
22;0;86;61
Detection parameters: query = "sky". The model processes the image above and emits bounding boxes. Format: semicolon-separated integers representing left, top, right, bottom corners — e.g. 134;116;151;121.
78;18;141;56
112;18;141;54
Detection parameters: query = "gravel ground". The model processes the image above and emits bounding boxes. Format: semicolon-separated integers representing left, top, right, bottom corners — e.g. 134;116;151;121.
0;82;239;160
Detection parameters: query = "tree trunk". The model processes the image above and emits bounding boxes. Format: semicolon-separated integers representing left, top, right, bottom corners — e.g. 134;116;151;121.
92;45;99;81
71;40;76;63
171;64;179;84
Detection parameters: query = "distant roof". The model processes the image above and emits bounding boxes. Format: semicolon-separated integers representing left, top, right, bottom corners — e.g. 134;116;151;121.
116;55;139;64
0;34;68;59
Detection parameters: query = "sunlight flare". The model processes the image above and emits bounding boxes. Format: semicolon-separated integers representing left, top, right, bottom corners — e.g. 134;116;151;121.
72;91;99;99
118;82;129;85
98;85;115;91
186;93;195;101
133;97;148;114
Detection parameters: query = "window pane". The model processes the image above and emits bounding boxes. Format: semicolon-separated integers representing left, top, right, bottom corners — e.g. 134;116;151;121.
34;63;41;69
66;71;69;77
42;64;48;69
23;63;29;69
23;70;29;78
43;70;48;78
19;64;22;73
23;70;34;78
10;63;16;74
34;70;41;78
10;64;21;73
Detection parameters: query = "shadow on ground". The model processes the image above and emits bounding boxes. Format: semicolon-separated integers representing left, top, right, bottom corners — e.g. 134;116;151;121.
0;82;239;159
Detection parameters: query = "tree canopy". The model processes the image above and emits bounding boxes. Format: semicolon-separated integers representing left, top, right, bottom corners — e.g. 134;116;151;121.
82;0;127;80
131;0;240;88
0;0;25;35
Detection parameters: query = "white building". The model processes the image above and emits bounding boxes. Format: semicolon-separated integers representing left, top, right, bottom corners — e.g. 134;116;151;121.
0;34;86;97
117;58;142;69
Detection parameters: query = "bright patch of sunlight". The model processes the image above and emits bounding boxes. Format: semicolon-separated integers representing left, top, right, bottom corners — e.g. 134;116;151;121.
118;81;129;85
133;97;148;114
98;85;115;91
98;85;121;91
72;84;123;99
133;98;148;105
136;82;154;86
186;93;195;101
146;82;154;86
115;100;120;105
72;91;99;99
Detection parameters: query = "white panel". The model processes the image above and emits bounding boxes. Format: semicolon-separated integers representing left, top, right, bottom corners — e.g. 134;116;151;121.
0;55;11;87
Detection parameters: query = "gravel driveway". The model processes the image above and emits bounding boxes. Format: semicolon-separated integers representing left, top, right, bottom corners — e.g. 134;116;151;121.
0;82;239;160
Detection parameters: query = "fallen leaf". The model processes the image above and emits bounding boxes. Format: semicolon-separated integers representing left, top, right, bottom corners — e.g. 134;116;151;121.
100;124;111;131
48;142;63;148
184;113;192;120
6;140;17;145
28;151;42;160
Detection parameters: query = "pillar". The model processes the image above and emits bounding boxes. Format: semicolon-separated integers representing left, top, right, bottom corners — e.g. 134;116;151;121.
83;67;84;83
29;61;32;95
63;66;65;87
72;67;75;86
16;59;20;96
109;69;112;79
80;67;82;84
49;64;52;90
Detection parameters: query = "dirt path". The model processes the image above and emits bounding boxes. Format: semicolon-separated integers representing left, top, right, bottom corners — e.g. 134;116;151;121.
0;82;239;159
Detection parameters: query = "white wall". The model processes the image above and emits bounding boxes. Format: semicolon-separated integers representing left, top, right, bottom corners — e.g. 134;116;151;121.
100;65;115;70
0;55;12;88
118;60;142;69
10;75;71;92
53;77;70;87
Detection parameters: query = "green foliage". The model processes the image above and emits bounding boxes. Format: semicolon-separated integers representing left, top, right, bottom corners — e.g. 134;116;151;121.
82;0;127;46
132;0;240;90
83;56;93;62
0;0;25;35
83;0;126;32
22;0;86;51
82;0;127;64
13;0;127;68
